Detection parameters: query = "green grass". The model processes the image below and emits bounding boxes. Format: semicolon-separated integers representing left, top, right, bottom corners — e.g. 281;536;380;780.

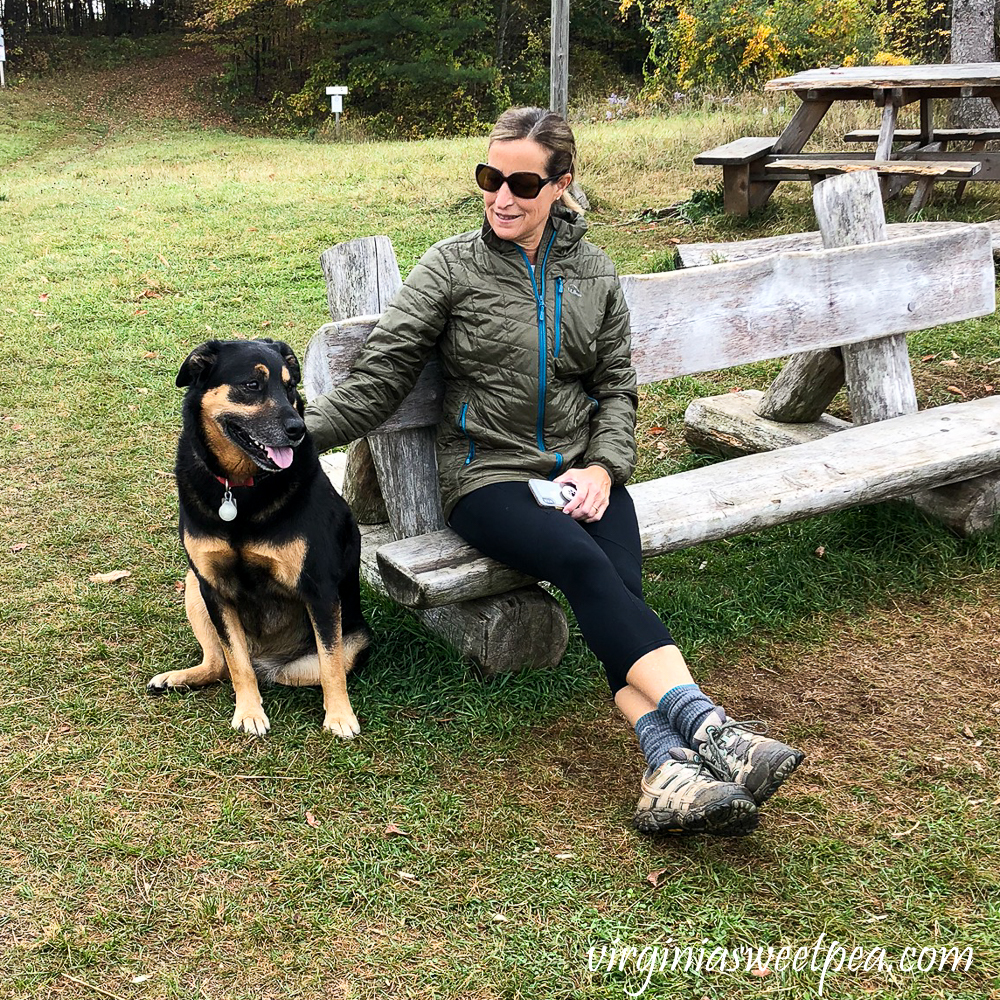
2;52;1000;1000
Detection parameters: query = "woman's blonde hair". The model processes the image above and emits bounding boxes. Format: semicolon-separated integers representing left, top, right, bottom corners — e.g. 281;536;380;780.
489;106;583;213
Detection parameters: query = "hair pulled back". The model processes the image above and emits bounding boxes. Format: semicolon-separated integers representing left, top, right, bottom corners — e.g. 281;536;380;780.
489;107;581;212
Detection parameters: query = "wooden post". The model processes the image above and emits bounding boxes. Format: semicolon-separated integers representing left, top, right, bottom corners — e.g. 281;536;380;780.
549;0;569;120
813;172;918;424
304;237;571;674
756;171;912;424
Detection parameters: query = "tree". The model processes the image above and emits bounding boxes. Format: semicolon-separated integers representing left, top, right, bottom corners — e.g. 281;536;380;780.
950;0;1000;127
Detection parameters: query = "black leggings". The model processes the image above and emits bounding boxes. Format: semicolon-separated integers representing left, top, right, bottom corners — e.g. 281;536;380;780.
448;481;674;694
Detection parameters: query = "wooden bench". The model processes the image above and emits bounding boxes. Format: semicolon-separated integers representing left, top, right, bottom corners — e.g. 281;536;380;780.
766;157;981;214
305;172;999;672
844;127;1000;203
765;158;980;180
692;137;776;216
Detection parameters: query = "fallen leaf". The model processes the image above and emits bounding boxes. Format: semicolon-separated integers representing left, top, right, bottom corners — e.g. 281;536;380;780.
921;353;937;362
729;386;743;393
814;545;826;558
174;580;186;593
397;870;417;881
89;570;132;584
11;542;27;554
131;975;154;984
750;967;772;978
384;823;410;837
143;351;159;359
133;309;148;317
554;852;576;859
945;385;966;397
962;725;976;739
647;867;669;888
38;293;49;302
305;810;321;828
939;359;958;367
647;426;666;436
985;385;995;393
491;913;508;922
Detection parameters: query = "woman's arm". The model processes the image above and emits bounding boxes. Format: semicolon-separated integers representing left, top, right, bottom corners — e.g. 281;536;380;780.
304;246;453;452
580;279;638;483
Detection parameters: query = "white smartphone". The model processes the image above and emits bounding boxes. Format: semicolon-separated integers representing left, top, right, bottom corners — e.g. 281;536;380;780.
528;479;577;509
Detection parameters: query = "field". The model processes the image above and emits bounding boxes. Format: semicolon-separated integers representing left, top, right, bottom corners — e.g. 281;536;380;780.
2;45;1000;1000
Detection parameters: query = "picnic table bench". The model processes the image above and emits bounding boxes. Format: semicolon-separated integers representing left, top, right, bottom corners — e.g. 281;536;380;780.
305;172;999;674
696;63;1000;216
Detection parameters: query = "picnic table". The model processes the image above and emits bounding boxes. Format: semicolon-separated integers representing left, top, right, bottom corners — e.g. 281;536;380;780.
695;63;1000;216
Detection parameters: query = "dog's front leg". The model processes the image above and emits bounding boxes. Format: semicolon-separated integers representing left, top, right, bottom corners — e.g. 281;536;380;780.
309;603;360;739
199;583;270;737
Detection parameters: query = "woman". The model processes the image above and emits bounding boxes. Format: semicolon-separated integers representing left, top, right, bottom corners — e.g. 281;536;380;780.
305;107;802;837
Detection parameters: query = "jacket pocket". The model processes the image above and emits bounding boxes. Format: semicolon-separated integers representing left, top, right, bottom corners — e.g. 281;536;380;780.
551;278;596;378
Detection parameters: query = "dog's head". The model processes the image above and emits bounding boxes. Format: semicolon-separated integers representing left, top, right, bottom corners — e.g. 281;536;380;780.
178;339;306;475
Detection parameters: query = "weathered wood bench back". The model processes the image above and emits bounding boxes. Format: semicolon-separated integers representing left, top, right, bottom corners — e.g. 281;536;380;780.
308;225;993;430
305;171;999;672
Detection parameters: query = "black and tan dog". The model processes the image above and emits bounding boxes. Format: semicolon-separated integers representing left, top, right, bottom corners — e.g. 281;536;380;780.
148;338;369;738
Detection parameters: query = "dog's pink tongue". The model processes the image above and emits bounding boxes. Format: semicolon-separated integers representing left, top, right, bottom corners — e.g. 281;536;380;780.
266;445;295;469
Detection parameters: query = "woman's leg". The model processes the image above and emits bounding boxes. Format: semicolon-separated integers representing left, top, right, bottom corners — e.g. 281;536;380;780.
449;483;675;695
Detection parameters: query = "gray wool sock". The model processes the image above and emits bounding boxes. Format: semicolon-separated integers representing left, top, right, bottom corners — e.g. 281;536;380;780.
657;684;725;751
635;710;687;769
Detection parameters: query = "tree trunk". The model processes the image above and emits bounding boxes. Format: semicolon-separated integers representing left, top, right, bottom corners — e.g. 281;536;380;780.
950;0;1000;127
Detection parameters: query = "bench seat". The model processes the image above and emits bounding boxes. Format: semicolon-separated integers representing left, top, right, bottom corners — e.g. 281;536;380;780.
766;158;981;179
375;396;1000;609
844;128;1000;143
693;137;776;165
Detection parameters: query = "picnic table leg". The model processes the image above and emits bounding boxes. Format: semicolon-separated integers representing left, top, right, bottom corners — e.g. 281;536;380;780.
747;97;831;211
722;163;752;217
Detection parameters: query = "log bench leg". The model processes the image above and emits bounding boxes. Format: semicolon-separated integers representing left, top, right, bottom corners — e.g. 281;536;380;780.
352;520;570;675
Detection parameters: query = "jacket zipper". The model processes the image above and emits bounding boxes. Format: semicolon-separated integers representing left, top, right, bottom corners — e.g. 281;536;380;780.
458;401;475;465
518;230;558;466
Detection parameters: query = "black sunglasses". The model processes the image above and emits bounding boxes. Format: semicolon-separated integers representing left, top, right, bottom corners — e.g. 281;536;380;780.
475;163;565;200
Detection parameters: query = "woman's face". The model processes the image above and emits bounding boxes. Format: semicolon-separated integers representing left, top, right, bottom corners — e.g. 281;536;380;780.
483;137;572;257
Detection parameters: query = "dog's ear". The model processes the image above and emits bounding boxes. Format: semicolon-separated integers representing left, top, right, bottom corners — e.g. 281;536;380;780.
176;341;222;388
257;338;302;385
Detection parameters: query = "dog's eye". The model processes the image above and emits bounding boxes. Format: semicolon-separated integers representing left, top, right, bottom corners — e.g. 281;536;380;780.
243;380;261;392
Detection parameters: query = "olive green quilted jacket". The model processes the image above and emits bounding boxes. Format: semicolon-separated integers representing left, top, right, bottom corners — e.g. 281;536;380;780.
304;206;638;518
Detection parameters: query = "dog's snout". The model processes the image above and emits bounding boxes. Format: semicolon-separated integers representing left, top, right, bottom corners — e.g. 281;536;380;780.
284;414;306;444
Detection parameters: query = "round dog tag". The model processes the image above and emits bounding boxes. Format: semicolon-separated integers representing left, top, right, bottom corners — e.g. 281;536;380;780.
219;490;238;521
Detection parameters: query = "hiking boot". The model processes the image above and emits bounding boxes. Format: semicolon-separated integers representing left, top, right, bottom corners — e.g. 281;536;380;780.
633;748;759;837
698;715;804;805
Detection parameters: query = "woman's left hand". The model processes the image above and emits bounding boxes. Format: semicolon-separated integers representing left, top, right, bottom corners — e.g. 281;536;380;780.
557;465;612;522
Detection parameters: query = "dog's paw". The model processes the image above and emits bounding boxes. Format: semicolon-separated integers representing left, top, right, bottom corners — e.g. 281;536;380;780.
232;706;271;737
147;671;187;695
323;710;361;739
